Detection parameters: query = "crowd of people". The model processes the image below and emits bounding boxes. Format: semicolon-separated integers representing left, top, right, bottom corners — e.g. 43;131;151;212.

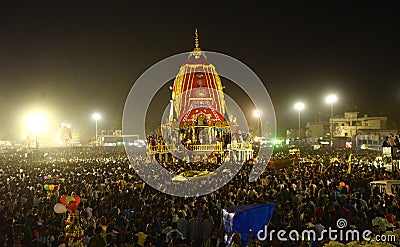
0;146;398;246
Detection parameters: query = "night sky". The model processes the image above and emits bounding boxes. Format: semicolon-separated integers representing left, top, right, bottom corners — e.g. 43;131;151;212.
1;1;399;143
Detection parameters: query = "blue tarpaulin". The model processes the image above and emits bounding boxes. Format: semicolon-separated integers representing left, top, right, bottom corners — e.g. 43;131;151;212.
223;203;276;246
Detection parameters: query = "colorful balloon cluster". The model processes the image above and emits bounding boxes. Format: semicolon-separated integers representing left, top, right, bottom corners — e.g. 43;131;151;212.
44;184;59;191
60;195;81;212
44;174;52;179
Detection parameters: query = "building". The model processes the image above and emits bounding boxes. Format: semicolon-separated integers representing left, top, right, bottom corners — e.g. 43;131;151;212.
332;112;387;138
286;128;305;141
97;130;141;147
306;112;398;148
306;121;329;139
305;121;330;143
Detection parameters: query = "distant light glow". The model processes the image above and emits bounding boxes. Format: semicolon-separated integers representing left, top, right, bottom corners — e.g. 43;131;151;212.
325;94;338;104
253;109;261;118
294;102;305;111
61;122;71;128
92;113;101;121
272;139;283;145
26;112;48;134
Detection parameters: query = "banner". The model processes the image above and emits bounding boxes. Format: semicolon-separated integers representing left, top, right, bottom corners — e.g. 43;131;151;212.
268;158;294;169
223;204;276;246
383;147;392;157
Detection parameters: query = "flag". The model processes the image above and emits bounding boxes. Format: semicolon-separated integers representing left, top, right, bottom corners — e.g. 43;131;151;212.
347;154;353;174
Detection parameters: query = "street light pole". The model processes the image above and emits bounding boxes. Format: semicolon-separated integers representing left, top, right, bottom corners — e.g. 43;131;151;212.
298;109;301;140
26;112;48;150
325;94;337;148
92;113;101;146
294;102;305;143
253;109;261;137
330;102;333;147
95;119;98;146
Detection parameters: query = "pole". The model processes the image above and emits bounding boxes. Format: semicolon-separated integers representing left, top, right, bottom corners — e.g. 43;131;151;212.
298;110;301;141
330;103;333;147
355;119;358;149
95;119;98;146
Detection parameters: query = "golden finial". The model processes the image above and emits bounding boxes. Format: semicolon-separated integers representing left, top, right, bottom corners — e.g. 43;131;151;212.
193;28;201;52
190;27;205;59
195;28;199;49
